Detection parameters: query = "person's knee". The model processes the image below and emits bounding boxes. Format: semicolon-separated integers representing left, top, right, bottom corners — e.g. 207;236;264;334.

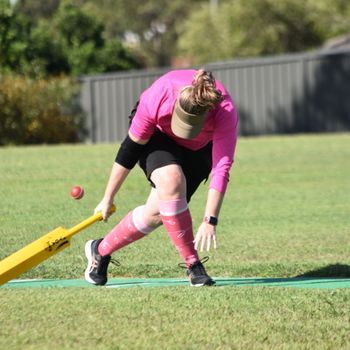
151;165;186;198
140;211;162;229
142;206;162;227
148;213;162;227
133;205;162;232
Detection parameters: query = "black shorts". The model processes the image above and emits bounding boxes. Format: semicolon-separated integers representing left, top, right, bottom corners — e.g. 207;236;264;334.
138;131;212;202
128;102;212;202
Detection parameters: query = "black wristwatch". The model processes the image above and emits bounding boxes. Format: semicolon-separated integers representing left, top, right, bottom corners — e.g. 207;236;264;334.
204;216;218;226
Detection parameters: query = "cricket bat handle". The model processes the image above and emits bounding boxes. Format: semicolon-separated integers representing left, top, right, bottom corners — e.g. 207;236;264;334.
66;204;116;239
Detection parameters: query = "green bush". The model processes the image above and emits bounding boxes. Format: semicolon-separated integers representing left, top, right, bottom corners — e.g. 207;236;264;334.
0;1;141;77
0;75;84;145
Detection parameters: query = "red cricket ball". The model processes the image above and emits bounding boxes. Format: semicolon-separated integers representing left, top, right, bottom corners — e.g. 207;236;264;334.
70;185;84;200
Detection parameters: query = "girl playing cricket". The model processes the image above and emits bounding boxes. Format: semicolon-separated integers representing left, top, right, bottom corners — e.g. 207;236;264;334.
85;69;238;286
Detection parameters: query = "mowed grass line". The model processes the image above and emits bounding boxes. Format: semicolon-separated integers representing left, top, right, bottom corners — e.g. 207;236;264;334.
1;133;350;349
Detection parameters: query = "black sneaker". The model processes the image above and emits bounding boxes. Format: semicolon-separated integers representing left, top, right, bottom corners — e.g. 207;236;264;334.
180;257;216;287
84;239;112;286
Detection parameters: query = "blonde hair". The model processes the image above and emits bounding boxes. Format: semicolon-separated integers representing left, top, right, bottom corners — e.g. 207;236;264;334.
179;69;223;115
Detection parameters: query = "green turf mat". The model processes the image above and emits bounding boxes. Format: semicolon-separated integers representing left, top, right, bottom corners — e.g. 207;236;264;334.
3;277;350;289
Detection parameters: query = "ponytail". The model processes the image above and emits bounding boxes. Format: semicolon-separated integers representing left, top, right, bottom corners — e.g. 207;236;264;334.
179;69;222;115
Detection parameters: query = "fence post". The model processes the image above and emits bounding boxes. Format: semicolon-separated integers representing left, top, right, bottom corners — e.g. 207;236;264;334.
79;77;95;143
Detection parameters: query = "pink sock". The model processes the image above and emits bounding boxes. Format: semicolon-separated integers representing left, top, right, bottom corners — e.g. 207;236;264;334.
159;198;199;267
98;206;154;256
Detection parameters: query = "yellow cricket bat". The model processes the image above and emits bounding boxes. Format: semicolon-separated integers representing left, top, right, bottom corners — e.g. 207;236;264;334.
0;205;116;286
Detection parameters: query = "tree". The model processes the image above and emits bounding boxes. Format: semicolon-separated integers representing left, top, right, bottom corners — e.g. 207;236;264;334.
54;1;141;75
0;0;31;73
82;0;208;67
14;0;60;24
178;0;350;65
6;0;350;72
0;0;141;76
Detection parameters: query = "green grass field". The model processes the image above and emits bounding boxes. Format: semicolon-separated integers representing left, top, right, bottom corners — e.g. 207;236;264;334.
1;133;350;349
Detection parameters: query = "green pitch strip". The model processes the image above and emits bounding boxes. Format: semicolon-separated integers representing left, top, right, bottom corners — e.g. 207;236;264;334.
3;277;350;289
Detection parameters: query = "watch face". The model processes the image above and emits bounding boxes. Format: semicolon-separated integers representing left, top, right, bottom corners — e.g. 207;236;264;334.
205;216;218;226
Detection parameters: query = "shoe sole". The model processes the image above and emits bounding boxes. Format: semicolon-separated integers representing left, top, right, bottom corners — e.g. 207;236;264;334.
190;279;216;287
84;240;98;285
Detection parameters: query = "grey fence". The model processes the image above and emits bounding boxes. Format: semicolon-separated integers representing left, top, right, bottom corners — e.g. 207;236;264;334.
79;48;350;143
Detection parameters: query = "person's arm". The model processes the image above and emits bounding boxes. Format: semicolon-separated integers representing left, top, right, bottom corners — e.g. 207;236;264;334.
194;95;238;251
204;188;224;218
95;131;150;220
94;162;131;220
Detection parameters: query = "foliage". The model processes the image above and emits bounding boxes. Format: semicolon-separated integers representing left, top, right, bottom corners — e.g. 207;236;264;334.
51;1;140;75
178;0;350;64
0;0;141;76
177;6;226;66
0;75;84;145
5;0;350;69
13;0;60;23
0;0;31;74
77;0;208;67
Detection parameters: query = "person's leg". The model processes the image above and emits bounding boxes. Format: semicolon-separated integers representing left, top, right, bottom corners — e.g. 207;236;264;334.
151;164;200;267
85;188;161;285
151;163;214;286
98;189;161;256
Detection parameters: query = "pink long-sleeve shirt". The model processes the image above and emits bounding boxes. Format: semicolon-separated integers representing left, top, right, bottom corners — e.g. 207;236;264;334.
129;70;238;193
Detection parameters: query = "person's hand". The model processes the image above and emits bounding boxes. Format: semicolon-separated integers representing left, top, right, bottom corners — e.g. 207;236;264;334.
194;222;218;252
94;198;114;221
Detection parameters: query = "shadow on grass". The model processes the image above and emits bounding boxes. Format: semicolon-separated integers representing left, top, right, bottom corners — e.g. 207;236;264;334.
218;264;350;289
216;276;350;289
214;265;350;289
296;264;350;278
